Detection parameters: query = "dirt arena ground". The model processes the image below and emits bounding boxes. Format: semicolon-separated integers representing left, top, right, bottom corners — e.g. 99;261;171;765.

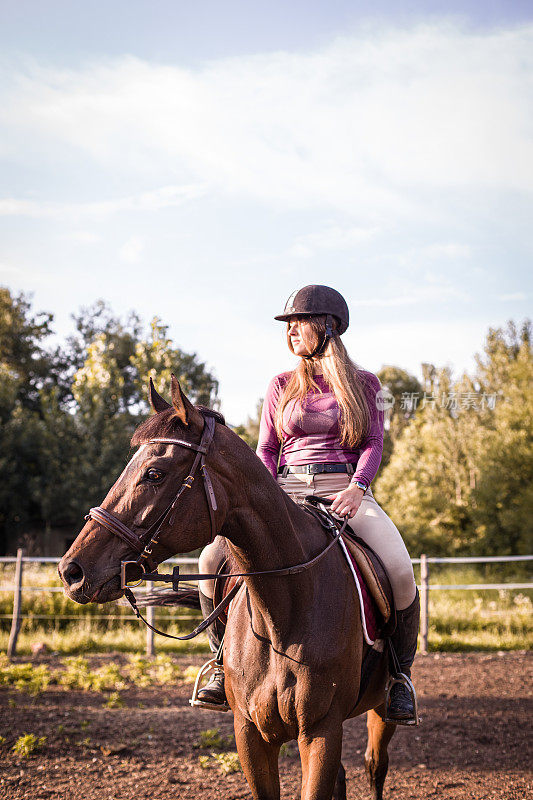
1;651;531;800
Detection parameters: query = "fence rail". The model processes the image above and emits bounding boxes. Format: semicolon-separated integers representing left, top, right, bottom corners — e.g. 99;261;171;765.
1;552;531;658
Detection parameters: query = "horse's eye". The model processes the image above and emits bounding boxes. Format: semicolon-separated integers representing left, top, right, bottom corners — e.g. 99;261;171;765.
145;468;164;483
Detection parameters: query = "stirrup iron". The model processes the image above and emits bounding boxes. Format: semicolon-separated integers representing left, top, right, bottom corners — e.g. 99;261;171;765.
189;658;230;713
384;672;419;726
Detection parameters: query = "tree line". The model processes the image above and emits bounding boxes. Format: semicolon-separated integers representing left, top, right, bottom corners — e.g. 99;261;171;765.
1;286;531;557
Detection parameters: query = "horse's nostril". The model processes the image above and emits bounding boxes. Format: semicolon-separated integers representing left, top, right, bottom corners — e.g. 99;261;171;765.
62;560;85;587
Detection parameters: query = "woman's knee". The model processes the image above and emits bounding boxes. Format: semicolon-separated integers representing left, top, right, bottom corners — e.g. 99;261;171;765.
198;544;221;599
390;562;417;610
198;539;225;574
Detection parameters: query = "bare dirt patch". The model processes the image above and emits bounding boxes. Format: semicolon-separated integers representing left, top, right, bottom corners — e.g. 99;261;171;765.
1;651;531;800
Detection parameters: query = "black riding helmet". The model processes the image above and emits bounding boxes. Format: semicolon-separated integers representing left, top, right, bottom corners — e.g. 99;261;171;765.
274;285;349;358
275;285;349;333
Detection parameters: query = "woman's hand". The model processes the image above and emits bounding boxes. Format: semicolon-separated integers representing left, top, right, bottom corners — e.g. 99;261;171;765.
329;484;365;518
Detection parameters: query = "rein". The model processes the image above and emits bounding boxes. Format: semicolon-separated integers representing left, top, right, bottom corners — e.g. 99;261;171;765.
85;410;348;642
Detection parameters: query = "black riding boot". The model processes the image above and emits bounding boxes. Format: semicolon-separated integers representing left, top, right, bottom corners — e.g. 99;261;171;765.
387;589;420;723
196;591;227;707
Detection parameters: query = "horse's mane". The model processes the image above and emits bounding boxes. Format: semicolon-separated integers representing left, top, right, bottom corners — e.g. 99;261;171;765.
197;405;226;425
131;405;225;447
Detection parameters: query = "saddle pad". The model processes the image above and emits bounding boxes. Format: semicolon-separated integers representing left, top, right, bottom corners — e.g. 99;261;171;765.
340;540;379;645
341;532;393;623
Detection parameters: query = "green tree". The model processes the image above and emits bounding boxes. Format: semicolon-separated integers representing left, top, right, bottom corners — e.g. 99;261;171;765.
474;319;531;395
375;320;532;557
471;321;532;554
71;332;138;512
0;288;54;411
0;289;58;551
70;312;219;513
234;399;263;450
131;317;218;410
374;365;478;556
37;389;84;530
0;363;21;424
65;300;143;409
0;406;45;553
376;366;422;468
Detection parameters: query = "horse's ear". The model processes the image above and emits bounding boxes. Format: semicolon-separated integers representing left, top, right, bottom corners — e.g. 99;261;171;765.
170;374;203;427
149;377;171;413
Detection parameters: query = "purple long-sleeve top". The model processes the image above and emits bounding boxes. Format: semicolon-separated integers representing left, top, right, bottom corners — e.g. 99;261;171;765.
256;370;384;489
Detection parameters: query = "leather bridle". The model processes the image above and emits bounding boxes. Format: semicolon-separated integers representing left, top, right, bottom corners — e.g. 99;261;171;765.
85;413;219;574
84;410;348;641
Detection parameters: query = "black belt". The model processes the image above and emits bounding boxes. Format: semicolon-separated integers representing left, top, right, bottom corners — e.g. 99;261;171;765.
278;463;355;477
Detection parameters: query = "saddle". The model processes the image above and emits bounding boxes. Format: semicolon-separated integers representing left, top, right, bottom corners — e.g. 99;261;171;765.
301;499;395;638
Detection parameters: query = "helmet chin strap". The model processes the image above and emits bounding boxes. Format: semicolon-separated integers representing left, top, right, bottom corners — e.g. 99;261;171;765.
302;314;335;360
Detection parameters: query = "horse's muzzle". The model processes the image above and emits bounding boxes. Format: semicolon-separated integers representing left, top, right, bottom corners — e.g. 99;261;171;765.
58;557;85;590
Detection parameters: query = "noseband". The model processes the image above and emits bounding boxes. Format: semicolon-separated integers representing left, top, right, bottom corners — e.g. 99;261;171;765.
85;413;218;573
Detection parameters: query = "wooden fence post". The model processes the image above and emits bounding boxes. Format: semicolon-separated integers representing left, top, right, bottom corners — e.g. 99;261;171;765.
145;581;155;657
7;548;24;660
420;553;429;654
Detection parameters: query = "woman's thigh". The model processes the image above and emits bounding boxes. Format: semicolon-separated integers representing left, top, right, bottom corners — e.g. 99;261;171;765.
278;472;416;610
349;493;416;609
198;536;226;598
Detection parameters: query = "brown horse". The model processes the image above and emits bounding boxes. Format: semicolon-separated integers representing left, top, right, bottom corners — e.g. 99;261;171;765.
59;377;397;800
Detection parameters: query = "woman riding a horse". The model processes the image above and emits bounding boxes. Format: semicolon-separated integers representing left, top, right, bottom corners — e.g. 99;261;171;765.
197;284;419;724
60;284;420;798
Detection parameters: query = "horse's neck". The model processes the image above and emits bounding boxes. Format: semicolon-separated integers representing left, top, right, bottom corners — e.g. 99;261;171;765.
222;480;327;637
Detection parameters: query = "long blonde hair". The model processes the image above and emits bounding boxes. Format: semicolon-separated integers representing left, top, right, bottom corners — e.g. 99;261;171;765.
274;315;372;448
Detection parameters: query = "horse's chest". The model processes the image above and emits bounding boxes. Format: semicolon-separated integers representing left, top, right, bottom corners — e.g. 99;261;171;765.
249;670;298;740
226;642;342;741
224;580;357;739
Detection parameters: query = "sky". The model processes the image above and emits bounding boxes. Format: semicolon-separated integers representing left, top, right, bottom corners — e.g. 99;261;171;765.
1;1;532;423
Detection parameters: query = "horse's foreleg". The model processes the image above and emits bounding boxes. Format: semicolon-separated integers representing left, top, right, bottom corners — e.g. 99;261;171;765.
298;719;343;800
233;713;280;800
364;708;396;800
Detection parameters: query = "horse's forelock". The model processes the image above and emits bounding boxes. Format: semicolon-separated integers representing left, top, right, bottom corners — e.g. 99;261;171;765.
130;406;226;448
131;408;185;447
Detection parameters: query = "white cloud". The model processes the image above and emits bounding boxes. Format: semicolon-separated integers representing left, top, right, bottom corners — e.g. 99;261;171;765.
287;243;314;259
348;273;469;308
498;292;528;301
0;261;56;284
0;184;205;220
418;243;472;259
0;262;23;276
59;230;101;243
288;224;379;258
0;22;531;224
119;235;144;263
